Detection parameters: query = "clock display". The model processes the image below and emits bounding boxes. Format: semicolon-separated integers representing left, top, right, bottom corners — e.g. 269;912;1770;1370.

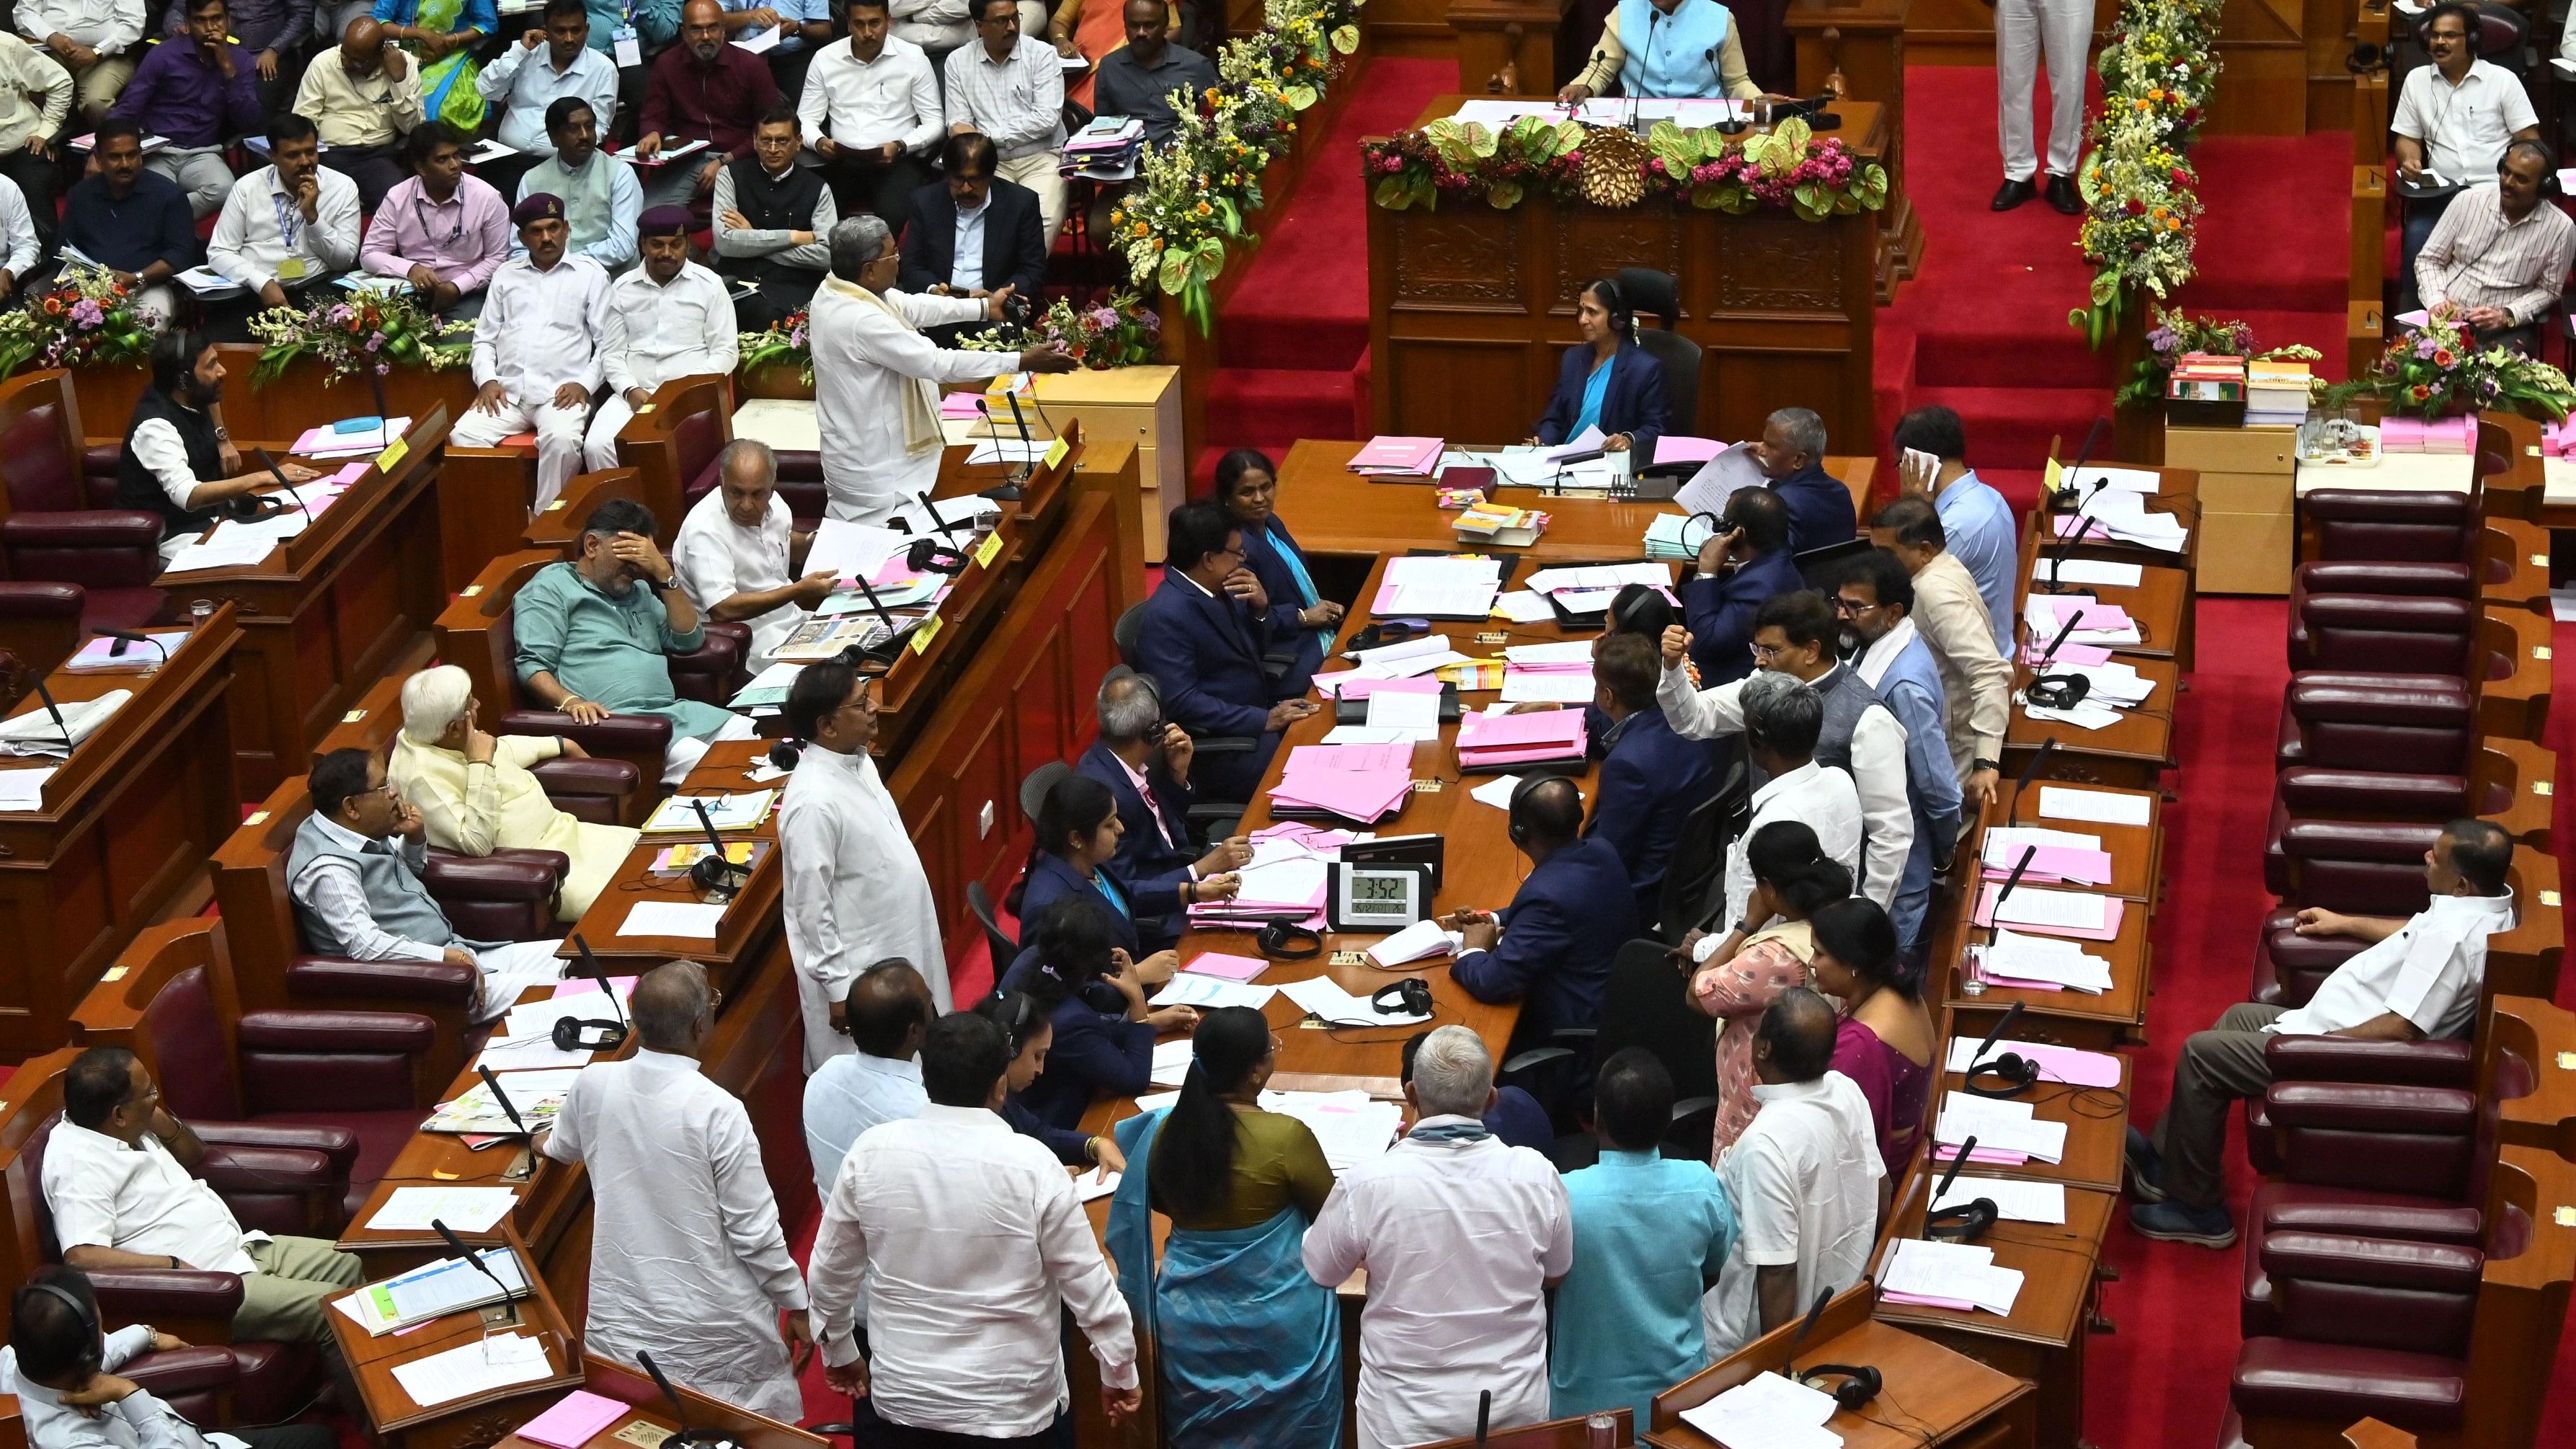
1350;872;1411;913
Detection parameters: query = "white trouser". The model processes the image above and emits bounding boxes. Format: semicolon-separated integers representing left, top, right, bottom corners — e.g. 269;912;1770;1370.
472;938;571;1020
453;392;594;514
1995;0;2092;180
584;390;638;473
662;712;760;786
995;149;1067;249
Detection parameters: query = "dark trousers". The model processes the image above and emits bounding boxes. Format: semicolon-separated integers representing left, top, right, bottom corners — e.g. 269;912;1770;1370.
2398;190;2456;312
821;149;932;231
2148;1001;2286;1210
234;1424;337;1449
730;268;822;330
876;1426;1054;1449
320;142;406;211
0;145;57;251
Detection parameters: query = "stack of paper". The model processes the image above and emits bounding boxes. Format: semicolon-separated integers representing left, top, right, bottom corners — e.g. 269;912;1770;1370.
1676;1372;1844;1449
1879;1238;2025;1316
2030;557;2143;590
2247;358;2314;427
1978;929;2114;993
729;660;807;712
1371;556;1504;619
2053;463;2163;497
1452;500;1549;545
1935;1090;2069;1162
391;1332;554;1406
1455;707;1586;768
1643;512;1718;561
1060;115;1143;178
0;689;128;757
2053;488;2188;553
515;1391;634;1449
1366;918;1462;967
2035;786;2151;827
1947;1033;2125;1087
2023;594;2142;647
1973;882;2123;941
64;632;191;671
290;417;414;456
1262;1089;1404;1171
161;531;278;575
1524;562;1673;596
423;1069;583;1133
639;790;776;834
343;1251;534;1336
1981;828;2111;885
1269;743;1414;823
1499;664;1594;704
1189;853;1328;926
1279;975;1431;1027
1933;1175;2068;1224
2381;416;2474;453
1349;435;1445;476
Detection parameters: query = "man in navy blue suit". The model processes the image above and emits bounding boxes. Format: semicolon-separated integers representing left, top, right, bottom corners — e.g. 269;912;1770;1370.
1076;669;1252;903
1682;483;1803;686
1754;406;1856;554
1132;500;1320;801
1584;633;1716;930
1448;776;1640;1055
895;131;1049;345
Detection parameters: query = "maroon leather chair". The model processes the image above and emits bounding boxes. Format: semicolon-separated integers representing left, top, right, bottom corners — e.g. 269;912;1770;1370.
0;579;84;698
0;1050;325;1425
72;918;456;1224
2254;843;2563;1010
2298;489;2479;566
0;370;166;634
2287;593;2478;676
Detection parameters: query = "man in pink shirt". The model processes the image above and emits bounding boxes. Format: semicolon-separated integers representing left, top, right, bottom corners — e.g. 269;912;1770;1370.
359;120;511;317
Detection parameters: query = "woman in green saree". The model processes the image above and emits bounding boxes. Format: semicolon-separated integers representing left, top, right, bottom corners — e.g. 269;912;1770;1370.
376;0;494;128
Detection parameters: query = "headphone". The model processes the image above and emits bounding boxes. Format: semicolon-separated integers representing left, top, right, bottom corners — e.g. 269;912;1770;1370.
1924;1195;2000;1243
1371;977;1433;1016
1611;584;1669;637
906;536;970;575
1348;618;1429;652
1588;278;1635;344
2501;139;2563;200
1963;1048;2041;1099
1795;1363;1882;1413
2025;671;2092;712
1256;916;1323;960
769;737;804;771
992;990;1041;1057
25;1282;104;1377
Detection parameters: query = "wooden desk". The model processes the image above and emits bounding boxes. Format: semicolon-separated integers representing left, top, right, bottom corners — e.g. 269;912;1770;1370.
0;608;241;1058
159;410;454;797
489;1352;827;1449
557;740;782;974
1981;781;2164;905
331;1229;586;1449
1871;1182;2113;1449
1933;1027;2132;1197
1649;1284;2035;1449
1367;99;1887;450
2000;655;2180;794
1940;885;2152;1051
1421;1409;1632;1447
2022;564;2190;666
1272;439;1879;562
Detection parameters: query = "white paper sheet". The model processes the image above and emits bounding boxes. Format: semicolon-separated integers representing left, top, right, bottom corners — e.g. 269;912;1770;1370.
1880;1238;2025;1316
369;1186;520;1233
2036;786;2151;826
1935;1092;2069;1162
1366;918;1461;967
1279;975;1430;1026
0;766;55;810
1493;590;1555;623
2030;558;2144;588
1147;1037;1197;1086
1933;1175;2067;1224
805;520;908;580
1677;1372;1844;1449
618;901;728;938
1500;670;1595;702
1151;974;1278;1011
1991;887;2110;931
390;1332;554;1407
1468;774;1520;810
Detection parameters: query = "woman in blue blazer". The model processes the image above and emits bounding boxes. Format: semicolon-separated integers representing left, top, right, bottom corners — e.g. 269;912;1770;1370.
1215;448;1346;698
1529;278;1669;458
993;896;1201;1128
1008;774;1242;958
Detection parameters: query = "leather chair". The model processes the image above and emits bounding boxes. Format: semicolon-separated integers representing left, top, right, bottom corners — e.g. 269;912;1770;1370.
435;549;751;790
2287;518;2546;660
0;1049;327;1425
2253;844;2562;1010
0;579;86;691
628;375;830;527
2287;592;2477;676
2276;607;2550;758
71;917;460;1223
2295;489;2477;567
209;775;565;1029
1612;266;1700;436
310;652;650;829
0;370;165;634
524;468;653;554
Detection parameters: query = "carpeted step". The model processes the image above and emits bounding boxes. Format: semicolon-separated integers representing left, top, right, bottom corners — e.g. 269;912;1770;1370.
1206;366;1357;453
1907;313;2123;392
2183;129;2354;316
1907;384;2109;475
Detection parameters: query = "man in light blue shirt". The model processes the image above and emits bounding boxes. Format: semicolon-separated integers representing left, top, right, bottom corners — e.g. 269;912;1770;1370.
801;959;935;1196
1550;1047;1736;1424
1894;404;2015;657
476;0;620;162
1839;550;1960;958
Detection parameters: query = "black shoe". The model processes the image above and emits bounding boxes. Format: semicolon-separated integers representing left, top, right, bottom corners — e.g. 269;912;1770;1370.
2046;173;2084;216
1991;177;2036;211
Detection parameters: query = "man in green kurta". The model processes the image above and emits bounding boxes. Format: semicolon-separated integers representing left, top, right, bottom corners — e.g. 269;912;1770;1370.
512;495;757;784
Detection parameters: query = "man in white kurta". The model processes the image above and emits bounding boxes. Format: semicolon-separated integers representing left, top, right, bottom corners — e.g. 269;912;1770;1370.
671;439;836;670
1302;1026;1572;1449
807;212;1072;523
776;659;947;1070
453;191;611;514
541;961;812;1419
583;205;742;470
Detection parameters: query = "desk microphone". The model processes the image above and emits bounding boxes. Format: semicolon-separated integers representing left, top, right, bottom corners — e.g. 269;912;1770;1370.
2053;417;2108;515
913;489;968;544
2025;608;2093;711
2031;608;2084;670
638;1351;748;1449
1976;848;2038;990
31;678;75;755
1473;1390;1491;1445
1780;1287;1835;1378
2004;737;2056;826
551;934;629;1052
1568;51;1607;111
972;398;1025;501
1634;9;1661;133
97;629;169;666
2039;508;2108;593
475;1063;538;1180
1924;1133;1999;1241
1969;999;2025;1071
430;1218;522;1324
250;446;314;524
689;798;748;901
842;572;910;665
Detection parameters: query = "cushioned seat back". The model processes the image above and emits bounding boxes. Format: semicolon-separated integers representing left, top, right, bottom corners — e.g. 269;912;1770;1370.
2298;595;2476;675
2290;679;2474;773
210;782;330;993
1633;329;1701;437
2278;820;2443;915
682;446;827;523
22;1109;64;1259
2304;489;2476;564
437;552;558;722
140;965;247;1122
2273;1083;2480;1199
672;407;724;500
2263;1231;2482;1356
0;375;84;516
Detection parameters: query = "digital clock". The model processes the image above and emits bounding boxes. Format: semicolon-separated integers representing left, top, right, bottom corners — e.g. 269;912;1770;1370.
1328;861;1432;932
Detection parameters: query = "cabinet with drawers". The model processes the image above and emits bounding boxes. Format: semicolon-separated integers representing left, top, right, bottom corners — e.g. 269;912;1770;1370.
2164;423;2296;594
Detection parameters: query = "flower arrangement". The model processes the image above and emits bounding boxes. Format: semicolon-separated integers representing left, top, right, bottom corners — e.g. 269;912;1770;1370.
0;267;159;378
1362;114;1586;211
244;288;472;387
2071;0;2224;346
961;291;1163;368
737;310;812;386
2115;306;2322;407
1360;115;1887;220
1101;0;1363;331
2322;305;2576;420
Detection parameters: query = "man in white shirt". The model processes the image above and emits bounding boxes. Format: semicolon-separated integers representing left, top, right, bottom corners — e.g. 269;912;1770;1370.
475;0;618;169
808;213;1069;523
670;439;834;670
943;0;1065;244
584;205;740;470
541;960;814;1419
1705;988;1885;1355
2127;819;2517;1248
41;1047;368;1344
1658;590;1914;918
2390;1;2537;303
207;112;360;316
1697;671;1860;963
453;192;611;513
115;330;324;562
19;0;141;124
801;957;933;1197
776;660;949;1072
0;32;74;249
796;0;938;224
9;1267;337;1449
808;1011;1142;1441
1302;1025;1571;1448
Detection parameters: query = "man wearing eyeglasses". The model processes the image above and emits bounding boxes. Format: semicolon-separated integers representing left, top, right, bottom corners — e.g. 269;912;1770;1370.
359;121;512;317
1132;499;1320;802
1833;549;1957;957
285;747;571;1022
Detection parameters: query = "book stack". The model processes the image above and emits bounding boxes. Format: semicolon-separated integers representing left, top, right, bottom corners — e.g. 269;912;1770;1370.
2244;359;2313;427
1349;435;1444;477
2379;416;2475;453
1062;116;1143;180
1452;500;1548;546
2166;353;2246;426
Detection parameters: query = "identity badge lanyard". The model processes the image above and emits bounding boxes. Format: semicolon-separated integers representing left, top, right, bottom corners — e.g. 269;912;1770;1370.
272;191;307;280
612;0;642;68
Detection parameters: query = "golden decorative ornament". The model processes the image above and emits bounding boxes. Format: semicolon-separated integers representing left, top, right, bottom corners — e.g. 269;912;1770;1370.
1578;125;1648;208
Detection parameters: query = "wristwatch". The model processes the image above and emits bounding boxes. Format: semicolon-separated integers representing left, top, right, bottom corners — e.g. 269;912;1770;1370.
1973;757;2000;774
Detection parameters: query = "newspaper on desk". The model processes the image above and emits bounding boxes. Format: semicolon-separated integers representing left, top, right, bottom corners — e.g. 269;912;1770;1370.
0;689;130;757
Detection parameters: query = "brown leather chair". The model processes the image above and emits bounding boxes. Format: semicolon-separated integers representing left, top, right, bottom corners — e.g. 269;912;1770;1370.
0;371;164;634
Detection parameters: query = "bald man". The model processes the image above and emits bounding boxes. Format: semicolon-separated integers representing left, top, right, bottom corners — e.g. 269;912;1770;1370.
291;17;422;208
801;958;933;1196
544;961;814;1418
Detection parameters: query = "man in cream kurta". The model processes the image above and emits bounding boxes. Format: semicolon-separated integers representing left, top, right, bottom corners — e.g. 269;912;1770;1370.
386;663;641;921
776;660;947;1070
807;212;1071;523
542;962;812;1419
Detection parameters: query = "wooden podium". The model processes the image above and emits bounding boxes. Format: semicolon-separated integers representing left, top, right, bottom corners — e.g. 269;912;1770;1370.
1648;1284;2035;1448
331;1227;587;1449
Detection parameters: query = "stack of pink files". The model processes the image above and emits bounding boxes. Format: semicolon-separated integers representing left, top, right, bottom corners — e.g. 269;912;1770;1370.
1456;709;1586;769
1268;743;1415;823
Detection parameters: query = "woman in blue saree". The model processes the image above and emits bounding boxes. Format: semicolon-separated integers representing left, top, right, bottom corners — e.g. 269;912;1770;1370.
1106;1006;1341;1447
1214;448;1343;699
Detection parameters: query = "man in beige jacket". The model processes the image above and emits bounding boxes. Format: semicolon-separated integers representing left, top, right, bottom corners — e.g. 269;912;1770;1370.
386;663;640;921
1868;496;2012;818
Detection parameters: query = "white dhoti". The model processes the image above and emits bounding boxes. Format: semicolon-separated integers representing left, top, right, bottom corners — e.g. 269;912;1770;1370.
471;939;571;1021
453;393;595;514
582;391;636;474
1995;0;2091;181
665;712;761;786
